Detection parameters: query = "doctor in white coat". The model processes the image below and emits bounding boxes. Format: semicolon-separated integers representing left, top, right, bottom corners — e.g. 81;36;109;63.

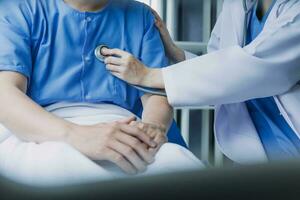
102;0;300;164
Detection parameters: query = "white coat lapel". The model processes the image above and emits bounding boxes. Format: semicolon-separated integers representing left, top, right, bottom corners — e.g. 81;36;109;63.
220;1;244;47
215;0;268;164
227;0;256;47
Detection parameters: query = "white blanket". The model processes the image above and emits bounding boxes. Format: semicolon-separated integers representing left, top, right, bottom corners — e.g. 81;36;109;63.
0;103;204;187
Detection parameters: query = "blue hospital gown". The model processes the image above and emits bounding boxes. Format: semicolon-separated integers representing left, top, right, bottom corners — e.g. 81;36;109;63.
0;0;186;146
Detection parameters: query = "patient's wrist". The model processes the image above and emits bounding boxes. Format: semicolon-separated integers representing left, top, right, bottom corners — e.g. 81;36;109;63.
61;122;79;144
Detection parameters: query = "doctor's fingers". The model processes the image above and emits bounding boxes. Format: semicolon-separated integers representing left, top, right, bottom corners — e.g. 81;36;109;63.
104;56;125;66
106;64;124;73
109;71;129;84
105;55;139;70
115;133;155;164
151;8;165;30
108;140;148;173
119;124;157;148
101;48;130;58
105;148;137;174
110;71;124;81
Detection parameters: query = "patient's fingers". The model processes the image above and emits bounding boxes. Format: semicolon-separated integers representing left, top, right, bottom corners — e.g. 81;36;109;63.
148;136;168;156
117;117;136;124
108;140;147;173
120;124;157;148
151;8;166;32
147;134;168;156
156;134;168;145
130;121;147;132
105;149;137;175
149;147;158;156
154;134;168;149
151;7;163;23
116;133;155;164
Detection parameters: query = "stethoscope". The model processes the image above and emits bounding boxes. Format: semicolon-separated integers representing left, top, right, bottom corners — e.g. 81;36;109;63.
94;0;256;97
243;0;257;46
94;45;167;96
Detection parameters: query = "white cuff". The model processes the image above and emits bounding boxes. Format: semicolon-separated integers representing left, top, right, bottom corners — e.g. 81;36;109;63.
184;51;197;60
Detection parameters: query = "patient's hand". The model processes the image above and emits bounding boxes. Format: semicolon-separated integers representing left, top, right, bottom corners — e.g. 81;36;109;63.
130;121;168;155
67;117;157;174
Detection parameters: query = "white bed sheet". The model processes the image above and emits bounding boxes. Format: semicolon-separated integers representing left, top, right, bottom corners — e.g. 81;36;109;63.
0;103;204;187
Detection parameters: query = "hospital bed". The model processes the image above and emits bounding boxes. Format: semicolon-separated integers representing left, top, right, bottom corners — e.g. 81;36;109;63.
1;160;300;200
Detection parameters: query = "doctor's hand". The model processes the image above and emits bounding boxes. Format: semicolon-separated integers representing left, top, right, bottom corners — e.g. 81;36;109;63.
130;121;168;155
102;48;164;89
102;48;148;86
67;117;157;174
151;8;185;63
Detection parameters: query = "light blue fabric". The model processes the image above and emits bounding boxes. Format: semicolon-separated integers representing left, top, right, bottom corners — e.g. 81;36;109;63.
0;0;167;108
0;0;187;147
246;1;300;160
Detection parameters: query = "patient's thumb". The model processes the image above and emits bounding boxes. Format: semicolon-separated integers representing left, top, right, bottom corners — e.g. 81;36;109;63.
118;116;136;124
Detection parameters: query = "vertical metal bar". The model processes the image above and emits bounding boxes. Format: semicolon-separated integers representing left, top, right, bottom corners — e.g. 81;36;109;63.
213;0;225;167
198;1;212;164
181;109;190;145
214;140;224;167
173;109;178;123
200;110;211;162
166;0;185;140
217;0;223;15
151;0;164;16
202;0;212;43
166;0;179;40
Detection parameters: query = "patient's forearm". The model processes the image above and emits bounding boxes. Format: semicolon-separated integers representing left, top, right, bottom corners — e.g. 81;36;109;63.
141;95;173;131
0;82;71;143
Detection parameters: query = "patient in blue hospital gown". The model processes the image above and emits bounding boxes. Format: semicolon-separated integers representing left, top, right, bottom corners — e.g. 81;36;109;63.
0;0;203;186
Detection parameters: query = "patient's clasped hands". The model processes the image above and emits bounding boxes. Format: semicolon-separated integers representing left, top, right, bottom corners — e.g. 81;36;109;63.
66;117;167;175
130;121;168;155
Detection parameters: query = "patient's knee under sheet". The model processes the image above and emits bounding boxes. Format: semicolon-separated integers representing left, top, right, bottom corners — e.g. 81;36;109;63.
0;139;204;186
0;103;204;186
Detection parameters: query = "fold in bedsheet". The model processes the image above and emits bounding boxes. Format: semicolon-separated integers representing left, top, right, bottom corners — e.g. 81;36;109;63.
0;103;204;187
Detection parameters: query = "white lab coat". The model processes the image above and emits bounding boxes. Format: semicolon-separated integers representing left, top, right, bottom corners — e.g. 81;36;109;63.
163;0;300;164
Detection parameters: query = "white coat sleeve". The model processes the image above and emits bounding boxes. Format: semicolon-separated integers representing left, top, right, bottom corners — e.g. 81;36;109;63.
163;13;300;107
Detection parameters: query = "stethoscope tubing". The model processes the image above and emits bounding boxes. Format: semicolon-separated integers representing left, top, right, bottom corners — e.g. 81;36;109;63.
242;0;257;46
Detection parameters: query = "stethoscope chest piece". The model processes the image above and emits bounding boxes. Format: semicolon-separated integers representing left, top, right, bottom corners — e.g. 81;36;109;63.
95;45;109;62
